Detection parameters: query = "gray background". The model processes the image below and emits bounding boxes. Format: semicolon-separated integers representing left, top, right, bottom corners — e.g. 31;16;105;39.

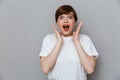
0;0;120;80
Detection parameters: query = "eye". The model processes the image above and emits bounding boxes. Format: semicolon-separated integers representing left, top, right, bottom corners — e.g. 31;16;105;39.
68;16;73;19
59;16;64;20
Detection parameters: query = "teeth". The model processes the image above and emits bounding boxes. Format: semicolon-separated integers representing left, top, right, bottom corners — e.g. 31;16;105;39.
63;25;69;28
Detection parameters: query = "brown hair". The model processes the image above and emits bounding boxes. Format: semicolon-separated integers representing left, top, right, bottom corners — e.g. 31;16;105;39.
55;5;78;22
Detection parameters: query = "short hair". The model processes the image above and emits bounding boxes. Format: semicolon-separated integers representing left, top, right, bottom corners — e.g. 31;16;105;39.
55;5;78;22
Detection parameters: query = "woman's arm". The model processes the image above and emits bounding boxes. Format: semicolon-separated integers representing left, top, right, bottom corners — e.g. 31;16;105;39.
40;24;63;74
73;21;96;74
74;40;96;74
40;40;63;74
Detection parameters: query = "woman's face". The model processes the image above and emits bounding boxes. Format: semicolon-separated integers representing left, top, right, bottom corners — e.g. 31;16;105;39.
57;12;76;36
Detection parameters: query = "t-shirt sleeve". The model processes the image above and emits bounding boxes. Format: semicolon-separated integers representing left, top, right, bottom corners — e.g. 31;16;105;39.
80;35;99;59
39;35;52;57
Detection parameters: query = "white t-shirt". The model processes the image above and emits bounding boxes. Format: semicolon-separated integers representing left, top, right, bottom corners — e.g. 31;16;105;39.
39;33;99;80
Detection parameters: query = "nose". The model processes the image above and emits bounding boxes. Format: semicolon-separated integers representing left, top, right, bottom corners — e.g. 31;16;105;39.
64;18;68;23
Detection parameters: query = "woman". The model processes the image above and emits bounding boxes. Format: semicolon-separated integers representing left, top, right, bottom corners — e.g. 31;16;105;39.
39;5;99;80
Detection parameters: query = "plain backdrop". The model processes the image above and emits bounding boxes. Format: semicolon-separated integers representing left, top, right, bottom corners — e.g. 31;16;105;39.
0;0;120;80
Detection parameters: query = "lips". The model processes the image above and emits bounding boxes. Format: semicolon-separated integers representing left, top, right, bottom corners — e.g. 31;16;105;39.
63;25;69;31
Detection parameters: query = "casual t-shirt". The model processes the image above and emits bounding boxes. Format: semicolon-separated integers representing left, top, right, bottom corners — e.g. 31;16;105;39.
39;33;99;80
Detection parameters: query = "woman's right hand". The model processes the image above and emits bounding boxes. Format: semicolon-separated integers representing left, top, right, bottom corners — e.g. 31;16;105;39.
51;24;63;43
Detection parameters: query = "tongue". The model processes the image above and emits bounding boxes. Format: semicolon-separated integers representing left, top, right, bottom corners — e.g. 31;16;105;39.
64;28;69;31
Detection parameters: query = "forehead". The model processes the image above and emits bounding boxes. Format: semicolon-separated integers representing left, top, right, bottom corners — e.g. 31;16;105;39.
60;12;74;16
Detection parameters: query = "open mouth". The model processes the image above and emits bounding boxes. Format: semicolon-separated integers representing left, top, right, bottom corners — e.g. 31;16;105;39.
63;25;69;31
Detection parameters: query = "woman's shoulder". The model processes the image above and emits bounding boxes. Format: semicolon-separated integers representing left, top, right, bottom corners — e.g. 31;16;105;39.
79;33;91;41
79;33;91;38
44;33;55;37
43;33;55;41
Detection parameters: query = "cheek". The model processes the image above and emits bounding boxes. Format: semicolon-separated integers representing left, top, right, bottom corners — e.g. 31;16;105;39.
69;19;75;24
70;21;76;30
57;20;62;25
57;21;60;26
57;22;62;29
70;21;75;26
71;26;75;30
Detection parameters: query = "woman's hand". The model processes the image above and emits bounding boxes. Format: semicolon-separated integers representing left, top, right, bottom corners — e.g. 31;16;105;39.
51;24;63;43
73;21;83;43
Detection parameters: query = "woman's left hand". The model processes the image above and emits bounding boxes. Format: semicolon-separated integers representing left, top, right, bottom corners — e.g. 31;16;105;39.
73;21;83;42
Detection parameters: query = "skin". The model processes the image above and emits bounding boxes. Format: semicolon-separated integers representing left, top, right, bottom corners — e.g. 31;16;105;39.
57;12;75;37
40;12;96;74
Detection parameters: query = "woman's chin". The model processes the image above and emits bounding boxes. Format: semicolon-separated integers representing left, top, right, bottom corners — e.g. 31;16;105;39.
61;32;73;36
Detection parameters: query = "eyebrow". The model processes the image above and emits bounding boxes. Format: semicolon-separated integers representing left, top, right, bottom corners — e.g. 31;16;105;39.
68;13;74;15
59;13;73;17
